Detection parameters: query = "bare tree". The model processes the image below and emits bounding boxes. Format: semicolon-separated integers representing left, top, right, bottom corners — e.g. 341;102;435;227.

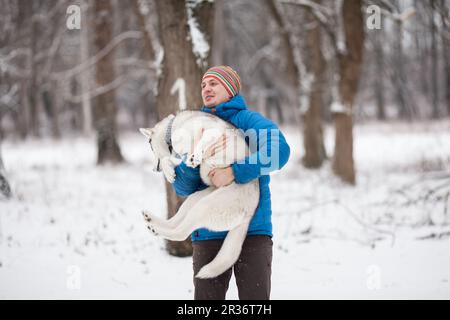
412;0;430;99
371;16;386;120
28;1;40;137
439;0;450;115
332;0;365;185
378;0;417;120
131;0;157;127
267;0;326;167
430;0;439;119
301;0;327;168
80;0;93;135
267;0;301;98
155;0;214;257
392;2;411;119
0;146;11;198
271;0;364;181
93;0;124;164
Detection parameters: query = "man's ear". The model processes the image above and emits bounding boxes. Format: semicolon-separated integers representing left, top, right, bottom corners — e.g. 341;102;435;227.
139;128;153;139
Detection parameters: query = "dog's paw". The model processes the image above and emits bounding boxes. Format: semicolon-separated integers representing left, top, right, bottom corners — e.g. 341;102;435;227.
146;224;158;236
186;152;202;168
164;172;175;183
142;211;152;223
143;212;158;235
161;158;176;183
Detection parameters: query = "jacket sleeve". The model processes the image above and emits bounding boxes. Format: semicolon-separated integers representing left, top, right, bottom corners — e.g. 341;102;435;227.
231;110;291;184
171;161;208;196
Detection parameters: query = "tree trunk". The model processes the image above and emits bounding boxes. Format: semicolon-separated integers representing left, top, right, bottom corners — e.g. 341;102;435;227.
28;1;40;137
440;0;450;115
302;1;326;168
42;83;61;139
267;0;301;99
392;1;414;120
131;0;156;62
393;20;410;119
16;0;31;139
93;0;124;164
18;79;30;139
430;0;439;119
80;0;93;135
373;18;386;120
131;0;156;128
332;0;365;185
0;146;12;198
414;0;429;97
155;0;214;257
211;0;225;65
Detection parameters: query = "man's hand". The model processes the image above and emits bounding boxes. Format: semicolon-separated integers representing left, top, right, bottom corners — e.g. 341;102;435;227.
203;133;228;159
209;166;234;187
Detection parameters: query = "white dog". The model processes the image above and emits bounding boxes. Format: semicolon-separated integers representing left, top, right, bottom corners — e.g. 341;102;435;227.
140;111;259;279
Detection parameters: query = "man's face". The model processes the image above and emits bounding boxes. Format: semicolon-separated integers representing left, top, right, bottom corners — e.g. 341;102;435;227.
201;77;231;108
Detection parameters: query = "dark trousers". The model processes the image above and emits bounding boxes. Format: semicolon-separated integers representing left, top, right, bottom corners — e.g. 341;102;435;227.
192;235;273;300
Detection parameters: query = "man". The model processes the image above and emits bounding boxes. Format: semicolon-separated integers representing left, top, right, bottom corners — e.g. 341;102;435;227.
172;65;290;300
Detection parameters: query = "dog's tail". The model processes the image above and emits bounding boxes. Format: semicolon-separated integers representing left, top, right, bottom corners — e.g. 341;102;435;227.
195;220;250;279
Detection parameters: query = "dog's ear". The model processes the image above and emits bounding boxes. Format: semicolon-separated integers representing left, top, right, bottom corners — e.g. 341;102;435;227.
167;114;175;120
139;128;153;139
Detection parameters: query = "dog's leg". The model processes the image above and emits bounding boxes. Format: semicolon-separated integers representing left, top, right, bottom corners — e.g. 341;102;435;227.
186;128;224;168
143;187;214;231
160;157;175;183
150;194;218;241
151;182;255;241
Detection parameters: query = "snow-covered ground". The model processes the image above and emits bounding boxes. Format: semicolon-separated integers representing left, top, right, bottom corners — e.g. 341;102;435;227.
1;120;450;299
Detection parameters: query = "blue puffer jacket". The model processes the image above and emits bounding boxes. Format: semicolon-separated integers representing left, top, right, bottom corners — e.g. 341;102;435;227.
171;95;290;241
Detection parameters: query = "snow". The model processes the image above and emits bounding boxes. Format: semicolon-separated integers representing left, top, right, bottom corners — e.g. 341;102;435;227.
186;0;210;68
170;78;187;111
330;101;351;114
0;120;450;299
298;72;314;115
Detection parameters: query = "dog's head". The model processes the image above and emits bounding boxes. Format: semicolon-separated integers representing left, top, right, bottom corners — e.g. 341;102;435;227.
140;114;175;172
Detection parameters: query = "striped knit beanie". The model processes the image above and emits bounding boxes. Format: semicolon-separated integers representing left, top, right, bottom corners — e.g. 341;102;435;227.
202;65;241;98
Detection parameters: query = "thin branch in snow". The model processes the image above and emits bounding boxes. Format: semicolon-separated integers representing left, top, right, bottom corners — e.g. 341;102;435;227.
287;198;396;247
41;24;66;79
416;231;450;240
366;0;416;22
0;84;19;108
30;0;68;24
335;200;396;246
279;0;341;55
244;37;280;75
0;48;31;63
51;31;144;81
381;7;416;22
64;69;149;104
279;0;333;23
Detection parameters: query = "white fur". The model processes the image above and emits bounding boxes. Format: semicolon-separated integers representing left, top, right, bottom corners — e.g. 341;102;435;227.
140;111;259;279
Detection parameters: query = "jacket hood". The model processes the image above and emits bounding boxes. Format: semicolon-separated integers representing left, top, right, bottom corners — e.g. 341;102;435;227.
201;94;247;121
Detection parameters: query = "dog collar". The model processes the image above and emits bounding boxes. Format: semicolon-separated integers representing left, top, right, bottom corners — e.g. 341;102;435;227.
165;116;175;154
